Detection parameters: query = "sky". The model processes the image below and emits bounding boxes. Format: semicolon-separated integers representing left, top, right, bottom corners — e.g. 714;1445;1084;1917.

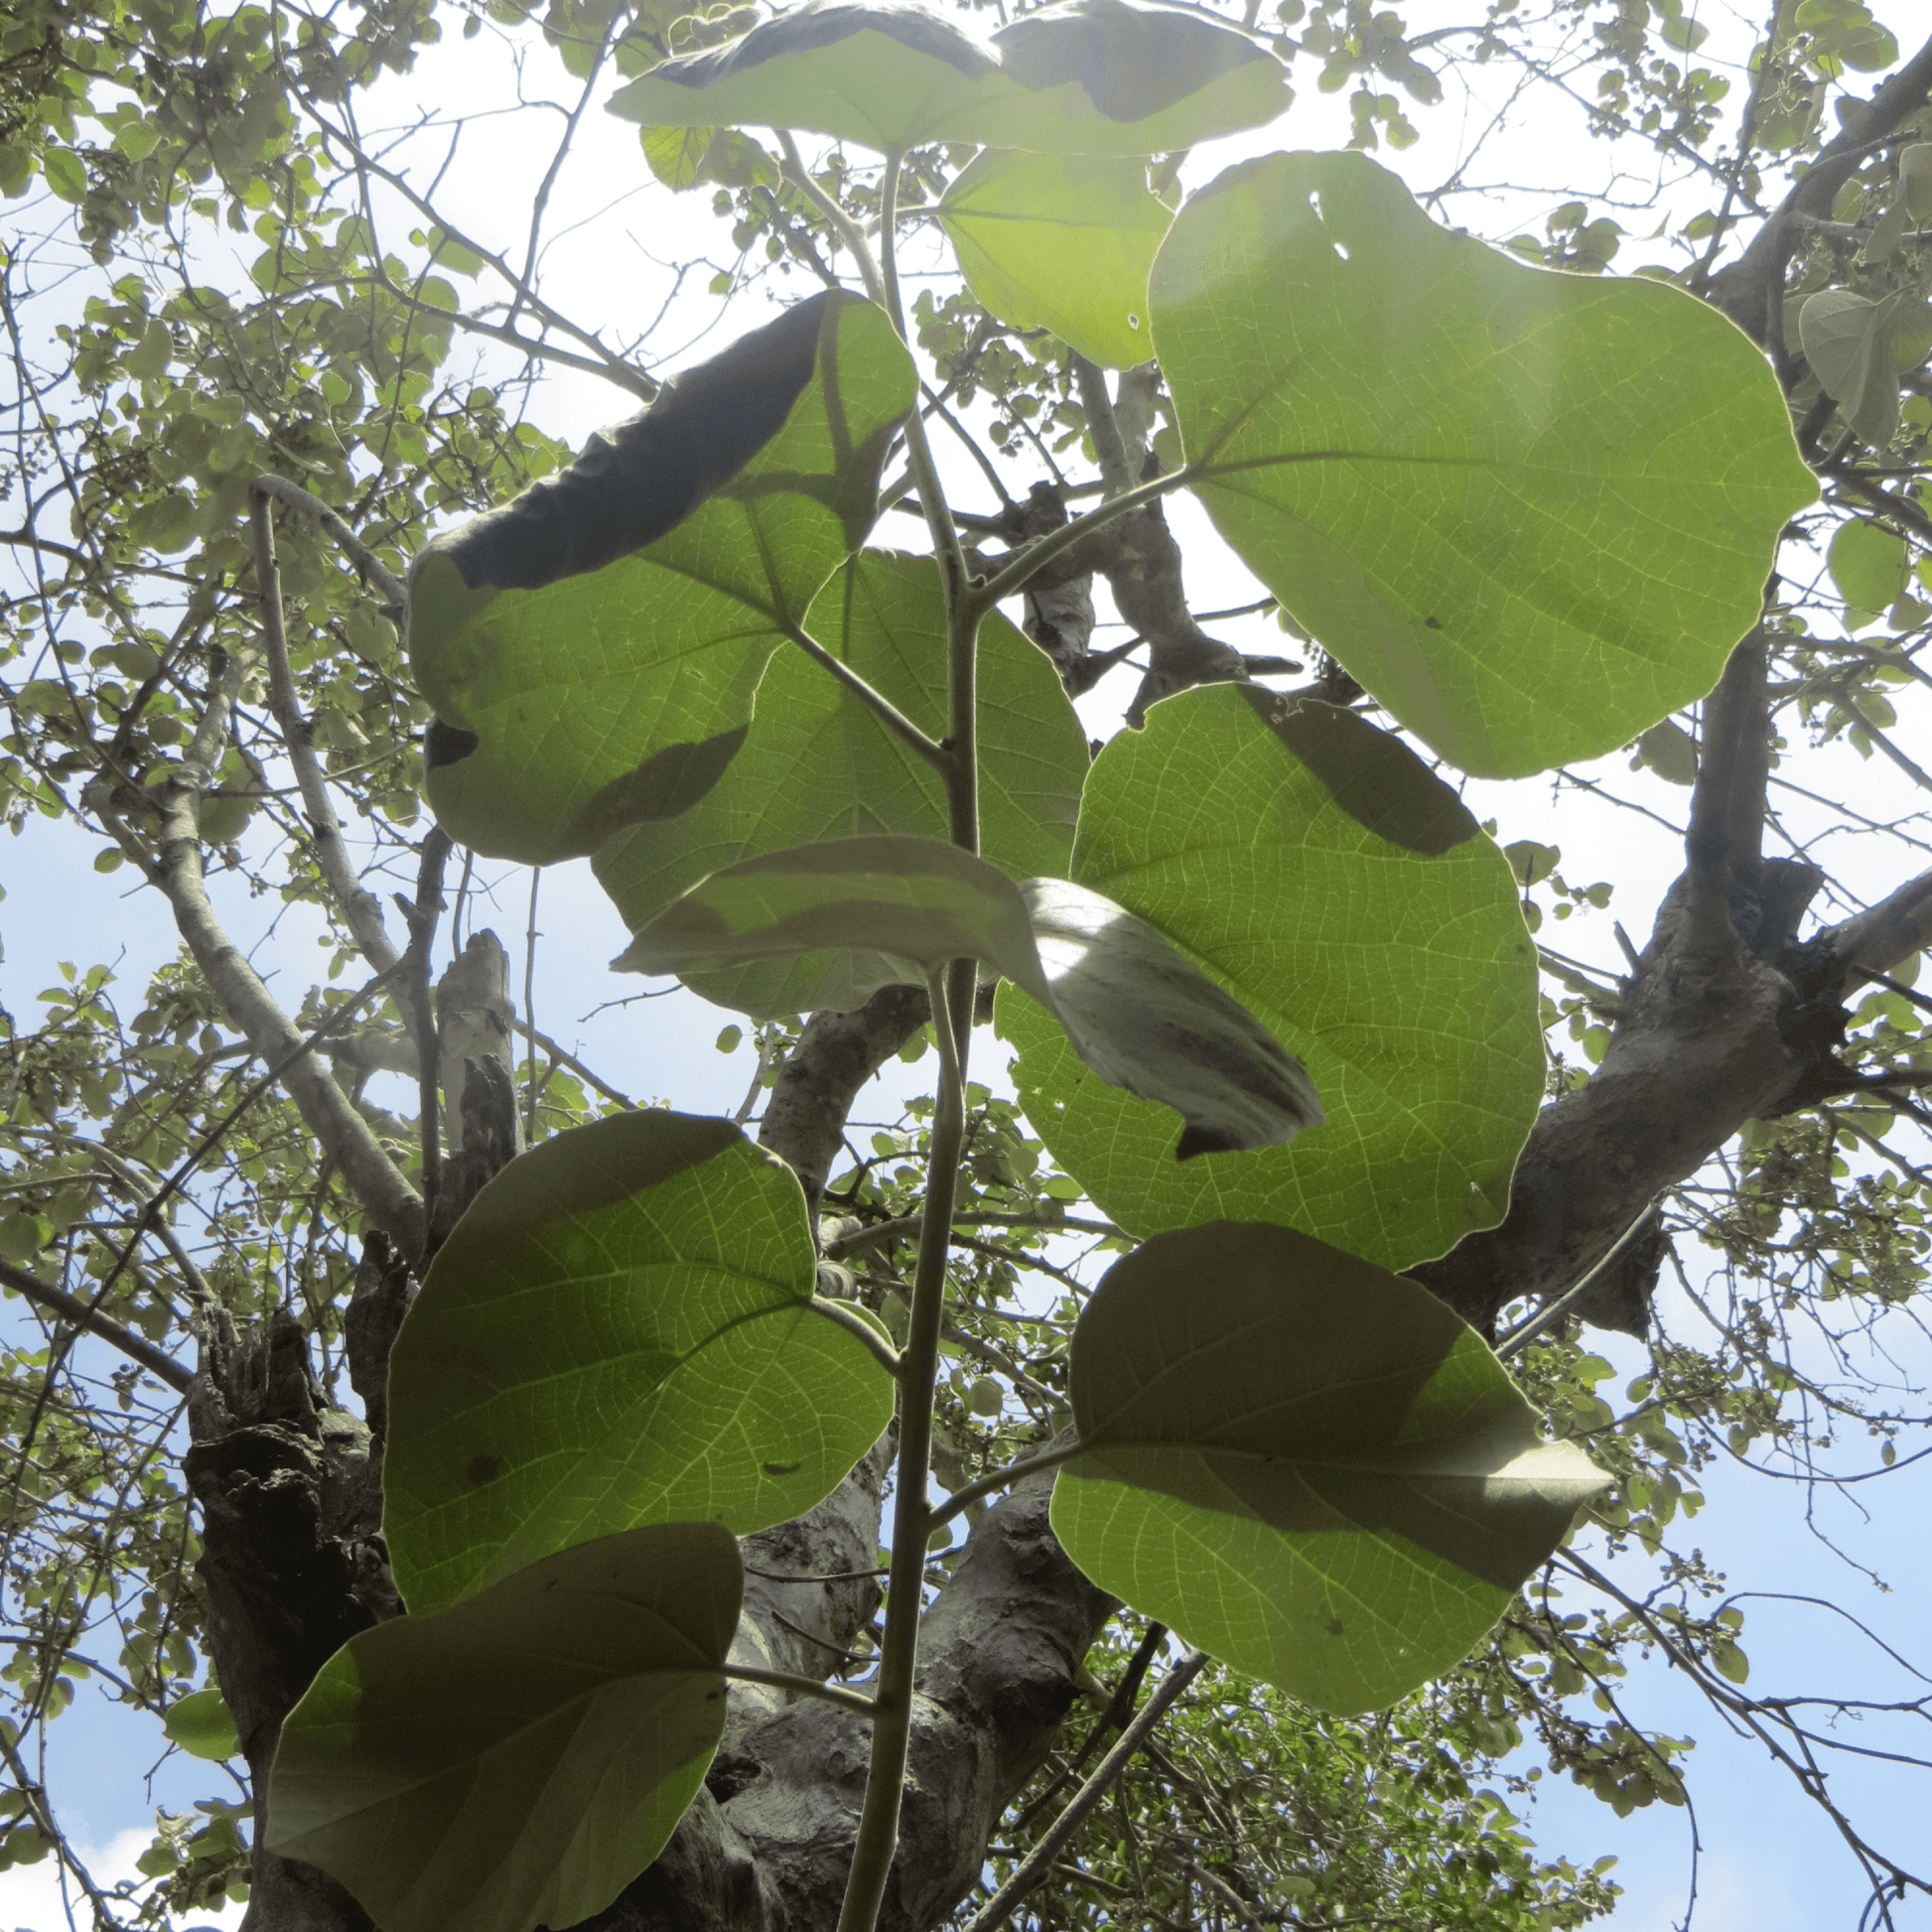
4;0;1932;1924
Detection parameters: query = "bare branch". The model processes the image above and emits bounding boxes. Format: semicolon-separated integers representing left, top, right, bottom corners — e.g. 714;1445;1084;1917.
0;1256;192;1393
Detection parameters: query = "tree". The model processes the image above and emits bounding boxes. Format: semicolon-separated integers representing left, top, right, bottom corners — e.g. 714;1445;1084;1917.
3;0;1932;1928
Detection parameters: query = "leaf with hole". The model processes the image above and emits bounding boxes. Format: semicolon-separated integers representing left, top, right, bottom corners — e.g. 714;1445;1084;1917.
1050;1221;1608;1712
1155;150;1814;777
1001;685;1541;1268
383;1111;893;1615
267;1523;739;1932
608;0;1290;154
936;150;1171;366
410;292;913;863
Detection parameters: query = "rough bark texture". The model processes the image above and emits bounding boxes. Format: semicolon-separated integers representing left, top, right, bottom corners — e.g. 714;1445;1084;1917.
759;984;932;1211
186;1310;390;1932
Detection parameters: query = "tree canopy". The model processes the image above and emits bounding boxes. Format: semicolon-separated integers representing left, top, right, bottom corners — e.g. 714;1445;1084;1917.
2;1;1931;1929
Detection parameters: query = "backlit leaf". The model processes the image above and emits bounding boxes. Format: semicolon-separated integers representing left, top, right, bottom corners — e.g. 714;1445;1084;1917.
1800;288;1901;452
936;149;1171;366
383;1111;892;1614
1155;151;1814;777
1001;686;1541;1267
594;550;1086;1015
609;0;1291;155
410;292;913;862
621;834;1318;1155
1051;1222;1608;1711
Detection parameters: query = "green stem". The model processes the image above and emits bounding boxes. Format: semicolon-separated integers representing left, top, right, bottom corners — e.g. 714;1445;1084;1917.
835;962;970;1932
809;1293;903;1377
722;1661;879;1721
780;620;955;776
963;465;1192;621
878;148;906;337
924;1435;1085;1534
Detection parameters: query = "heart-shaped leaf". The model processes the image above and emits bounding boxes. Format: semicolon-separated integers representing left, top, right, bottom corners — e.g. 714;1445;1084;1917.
1799;287;1902;453
268;1523;739;1932
620;834;1318;1157
383;1111;893;1615
936;149;1171;366
1050;1222;1608;1713
411;292;913;862
163;1685;237;1762
1155;150;1815;777
594;550;1088;1015
609;0;1290;155
1827;517;1906;626
1001;685;1541;1268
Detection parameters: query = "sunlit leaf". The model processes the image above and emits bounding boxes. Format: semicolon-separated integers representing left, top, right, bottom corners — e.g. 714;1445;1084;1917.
411;292;913;862
1155;151;1815;777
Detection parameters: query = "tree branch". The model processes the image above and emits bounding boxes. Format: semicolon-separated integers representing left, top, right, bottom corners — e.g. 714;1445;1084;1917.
959;1649;1208;1932
83;669;425;1259
0;1256;191;1392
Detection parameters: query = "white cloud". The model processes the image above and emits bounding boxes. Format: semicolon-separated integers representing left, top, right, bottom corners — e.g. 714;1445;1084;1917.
0;1827;245;1932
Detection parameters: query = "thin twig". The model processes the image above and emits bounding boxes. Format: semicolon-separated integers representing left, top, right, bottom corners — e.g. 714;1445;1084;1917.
960;1650;1209;1932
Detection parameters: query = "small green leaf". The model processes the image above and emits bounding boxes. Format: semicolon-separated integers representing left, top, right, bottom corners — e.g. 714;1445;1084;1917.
642;123;717;190
123;319;172;379
383;1111;893;1613
1155;150;1815;776
609;0;1291;155
162;1686;237;1762
1829;518;1907;625
936;149;1171;366
412;292;914;863
268;1524;739;1932
1901;144;1932;223
1800;288;1901;452
41;148;85;204
1050;1221;1608;1713
1634;719;1698;786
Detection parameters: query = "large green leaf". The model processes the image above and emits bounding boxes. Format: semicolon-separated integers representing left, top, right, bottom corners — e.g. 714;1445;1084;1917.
268;1523;739;1932
621;834;1320;1155
1000;685;1541;1267
594;549;1087;1014
1050;1222;1607;1713
410;292;913;862
936;150;1171;366
609;0;1290;155
383;1111;892;1615
1154;151;1816;778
